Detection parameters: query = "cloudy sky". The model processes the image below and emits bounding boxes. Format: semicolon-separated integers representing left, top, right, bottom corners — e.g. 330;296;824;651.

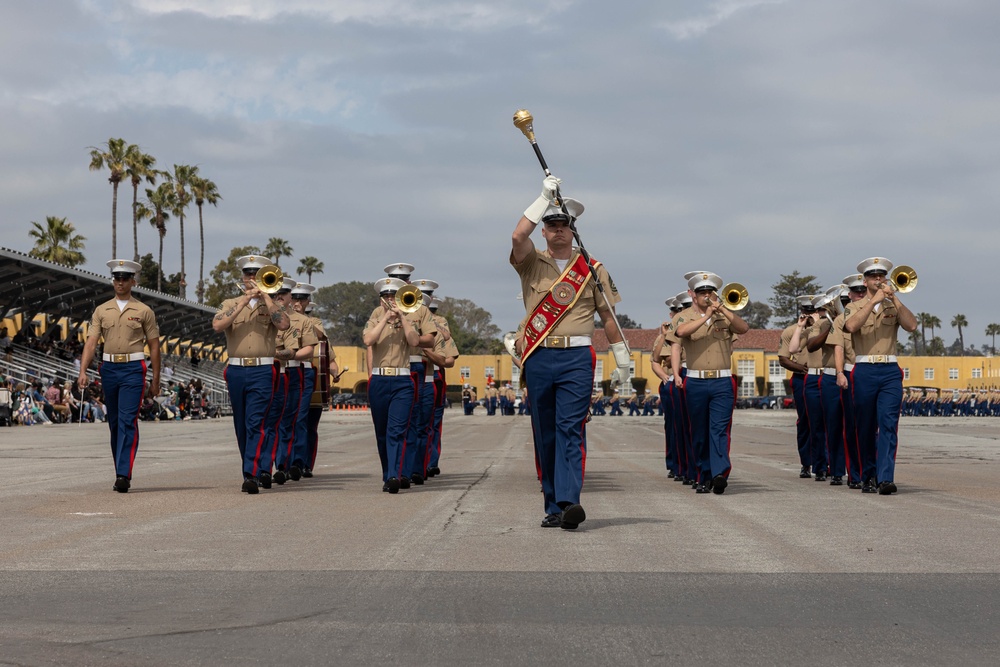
2;0;998;347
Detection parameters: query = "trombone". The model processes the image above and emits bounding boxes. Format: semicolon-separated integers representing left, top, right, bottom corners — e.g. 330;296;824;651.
235;264;284;294
384;284;423;314
716;282;749;311
889;265;917;293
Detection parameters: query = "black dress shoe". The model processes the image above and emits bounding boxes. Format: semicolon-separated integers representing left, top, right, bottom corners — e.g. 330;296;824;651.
560;503;586;530
113;476;130;493
814;472;827;482
289;465;302;481
878;481;897;495
799;466;812;479
685;477;696;486
848;480;862;489
386;477;400;494
427;466;440;477
673;475;686;482
667;471;675;479
302;467;313;478
711;475;728;495
273;469;287;485
830;476;843;486
411;473;424;486
258;472;272;489
242;478;259;494
399;476;411;489
695;482;710;494
862;478;877;494
540;514;562;528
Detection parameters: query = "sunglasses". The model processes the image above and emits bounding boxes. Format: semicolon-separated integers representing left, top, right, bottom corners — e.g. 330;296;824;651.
111;274;134;281
849;286;867;293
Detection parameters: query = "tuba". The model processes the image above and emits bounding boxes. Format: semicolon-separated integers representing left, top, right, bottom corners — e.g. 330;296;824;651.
719;282;749;311
394;284;424;313
254;264;283;294
889;265;917;293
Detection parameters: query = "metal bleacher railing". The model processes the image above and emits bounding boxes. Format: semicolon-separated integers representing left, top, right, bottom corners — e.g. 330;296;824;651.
0;344;232;416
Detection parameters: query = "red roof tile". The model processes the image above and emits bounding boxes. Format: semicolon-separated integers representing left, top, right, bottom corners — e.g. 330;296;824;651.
593;328;782;353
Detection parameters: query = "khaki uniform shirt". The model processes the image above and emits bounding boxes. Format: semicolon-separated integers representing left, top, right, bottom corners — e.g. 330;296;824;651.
662;313;687;365
778;324;806;370
277;311;319;363
827;313;855;365
802;321;829;370
651;333;672;372
510;247;620;338
364;304;436;369
88;297;159;354
671;307;735;371
219;297;280;358
844;299;900;356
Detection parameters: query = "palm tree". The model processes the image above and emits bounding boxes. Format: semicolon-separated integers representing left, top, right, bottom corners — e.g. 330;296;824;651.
916;312;931;354
89;138;134;257
143;183;176;292
951;314;968;356
264;238;294;269
171;164;199;299
124;147;159;262
986;323;1000;355
190;176;221;304
297;256;324;283
28;216;87;267
926;315;941;346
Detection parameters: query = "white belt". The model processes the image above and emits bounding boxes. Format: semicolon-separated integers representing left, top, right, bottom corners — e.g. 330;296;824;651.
667;375;675;383
822;368;837;376
844;363;854;371
371;367;410;376
807;368;824;375
686;369;732;379
856;355;897;363
424;376;434;383
102;352;145;363
540;335;592;348
409;355;424;363
279;367;285;374
228;357;275;366
285;360;302;367
303;361;312;369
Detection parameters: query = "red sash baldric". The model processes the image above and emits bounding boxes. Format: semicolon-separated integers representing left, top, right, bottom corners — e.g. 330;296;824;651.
521;252;601;363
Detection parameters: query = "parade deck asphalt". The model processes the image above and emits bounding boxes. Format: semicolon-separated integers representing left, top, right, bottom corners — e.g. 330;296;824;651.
1;410;998;666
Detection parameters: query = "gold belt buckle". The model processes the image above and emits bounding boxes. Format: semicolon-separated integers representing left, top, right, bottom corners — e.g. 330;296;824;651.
703;370;719;379
872;355;886;363
382;368;397;376
243;357;258;366
546;336;567;348
112;354;128;363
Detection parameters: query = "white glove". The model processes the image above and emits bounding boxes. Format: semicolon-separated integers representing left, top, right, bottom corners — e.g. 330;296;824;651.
523;175;561;223
609;341;631;387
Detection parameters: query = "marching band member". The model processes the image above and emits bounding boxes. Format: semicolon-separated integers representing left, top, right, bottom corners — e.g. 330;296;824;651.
667;290;696;486
78;259;160;493
300;297;336;478
806;288;847;486
778;297;814;479
422;296;460;478
650;303;677;478
829;274;866;489
511;175;626;530
789;295;828;481
363;277;436;493
844;257;918;495
212;255;290;494
671;271;749;494
406;278;442;482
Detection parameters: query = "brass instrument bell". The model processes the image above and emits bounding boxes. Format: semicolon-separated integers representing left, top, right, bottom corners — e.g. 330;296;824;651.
394;284;423;313
889;265;917;293
254;264;283;294
719;282;749;311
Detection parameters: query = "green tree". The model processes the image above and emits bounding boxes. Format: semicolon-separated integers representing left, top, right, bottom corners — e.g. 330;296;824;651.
926;335;945;356
190;176;221;304
916;312;931;354
741;300;773;329
88;137;134;257
768;271;822;327
136;252;161;291
925;314;941;343
264;237;294;269
124;147;159;262
950;314;968;355
171;164;198;299
142;182;176;292
311;281;381;345
297;256;324;283
437;297;501;355
986;323;1000;355
205;245;262;308
28;216;87;267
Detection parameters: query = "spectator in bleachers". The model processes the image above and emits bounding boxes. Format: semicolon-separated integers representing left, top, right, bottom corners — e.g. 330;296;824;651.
0;327;11;363
45;380;70;423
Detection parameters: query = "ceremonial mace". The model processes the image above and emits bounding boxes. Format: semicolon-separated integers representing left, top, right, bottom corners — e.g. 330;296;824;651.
512;109;632;379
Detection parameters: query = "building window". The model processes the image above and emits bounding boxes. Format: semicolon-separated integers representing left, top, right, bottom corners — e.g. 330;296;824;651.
737;359;756;398
593;359;604;391
902;368;910;380
484;366;495;379
924;368;934;380
511;364;521;387
460;366;470;380
948;368;959;380
768;359;783;379
971;368;982;379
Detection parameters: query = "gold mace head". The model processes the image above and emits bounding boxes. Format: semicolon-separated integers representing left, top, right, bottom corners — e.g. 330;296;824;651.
513;109;535;141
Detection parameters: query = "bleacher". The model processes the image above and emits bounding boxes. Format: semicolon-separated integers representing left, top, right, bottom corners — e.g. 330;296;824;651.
1;344;232;415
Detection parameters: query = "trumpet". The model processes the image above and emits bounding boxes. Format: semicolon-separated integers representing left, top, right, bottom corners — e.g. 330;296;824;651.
254;264;283;294
889;265;917;293
716;282;749;311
